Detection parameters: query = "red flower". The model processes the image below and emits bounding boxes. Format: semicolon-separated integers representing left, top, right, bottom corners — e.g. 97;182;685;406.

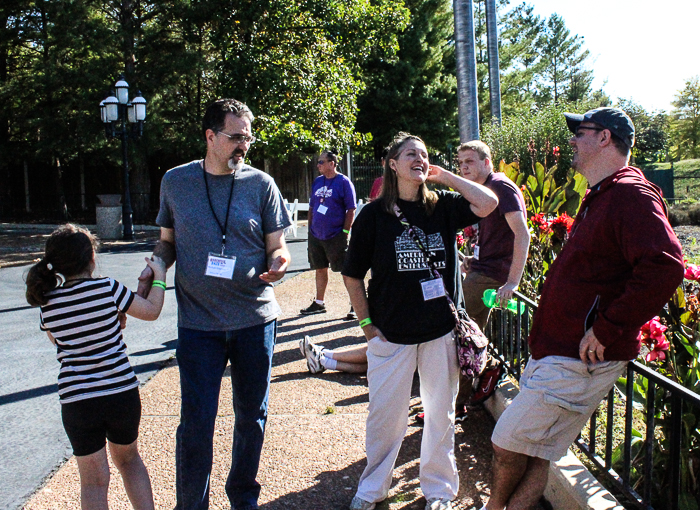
551;213;574;232
637;317;670;362
553;146;560;157
463;226;477;239
550;213;574;241
456;233;466;249
530;213;551;234
685;262;700;281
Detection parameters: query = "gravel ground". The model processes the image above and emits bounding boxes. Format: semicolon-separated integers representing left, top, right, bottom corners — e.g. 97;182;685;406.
22;271;494;510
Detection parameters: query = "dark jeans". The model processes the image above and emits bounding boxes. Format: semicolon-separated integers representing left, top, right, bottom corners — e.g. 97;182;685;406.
175;320;277;510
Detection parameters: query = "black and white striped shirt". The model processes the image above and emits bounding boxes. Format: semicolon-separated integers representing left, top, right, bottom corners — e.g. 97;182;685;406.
40;277;138;404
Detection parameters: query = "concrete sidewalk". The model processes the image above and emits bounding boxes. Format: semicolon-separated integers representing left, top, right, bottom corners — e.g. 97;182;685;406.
23;271;494;510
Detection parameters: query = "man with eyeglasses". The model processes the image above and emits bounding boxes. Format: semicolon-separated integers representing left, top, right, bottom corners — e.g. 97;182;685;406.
300;149;357;319
484;108;684;510
137;98;291;510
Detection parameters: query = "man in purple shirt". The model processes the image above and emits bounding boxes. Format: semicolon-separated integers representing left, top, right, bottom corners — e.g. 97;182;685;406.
456;141;530;417
300;150;357;317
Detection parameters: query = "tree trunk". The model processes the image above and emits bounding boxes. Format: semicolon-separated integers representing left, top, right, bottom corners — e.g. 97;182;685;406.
485;0;501;125
24;160;31;213
453;0;480;141
55;156;68;220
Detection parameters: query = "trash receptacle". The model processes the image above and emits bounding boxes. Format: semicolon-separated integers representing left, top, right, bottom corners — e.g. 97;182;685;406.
96;194;122;240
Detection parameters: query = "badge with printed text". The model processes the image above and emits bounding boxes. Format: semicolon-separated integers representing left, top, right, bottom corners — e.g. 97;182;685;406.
473;245;480;260
420;277;445;301
317;204;328;215
205;253;236;279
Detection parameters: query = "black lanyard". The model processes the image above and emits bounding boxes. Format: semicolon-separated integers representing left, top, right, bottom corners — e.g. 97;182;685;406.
202;160;236;255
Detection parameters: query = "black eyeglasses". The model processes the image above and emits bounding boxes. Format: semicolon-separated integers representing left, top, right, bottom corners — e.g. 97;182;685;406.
217;132;256;144
317;160;327;165
574;127;604;138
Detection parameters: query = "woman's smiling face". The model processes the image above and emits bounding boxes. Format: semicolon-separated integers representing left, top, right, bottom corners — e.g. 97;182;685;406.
391;139;429;185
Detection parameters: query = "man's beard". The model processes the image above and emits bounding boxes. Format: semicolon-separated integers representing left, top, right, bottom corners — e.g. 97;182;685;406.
228;158;244;171
228;149;246;171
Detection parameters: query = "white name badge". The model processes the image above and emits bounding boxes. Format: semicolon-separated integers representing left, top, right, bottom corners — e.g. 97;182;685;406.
421;277;445;301
317;204;328;215
473;245;480;260
205;253;236;279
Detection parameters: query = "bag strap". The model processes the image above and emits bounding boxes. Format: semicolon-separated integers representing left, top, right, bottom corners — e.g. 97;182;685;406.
392;204;462;327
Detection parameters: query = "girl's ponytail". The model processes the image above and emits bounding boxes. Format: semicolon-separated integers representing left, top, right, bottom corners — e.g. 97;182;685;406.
24;224;98;307
26;259;60;306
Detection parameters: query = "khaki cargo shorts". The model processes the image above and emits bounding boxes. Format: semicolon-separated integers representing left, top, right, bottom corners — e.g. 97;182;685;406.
492;356;627;461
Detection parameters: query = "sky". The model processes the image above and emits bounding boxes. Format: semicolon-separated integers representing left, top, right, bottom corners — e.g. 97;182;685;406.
527;0;700;113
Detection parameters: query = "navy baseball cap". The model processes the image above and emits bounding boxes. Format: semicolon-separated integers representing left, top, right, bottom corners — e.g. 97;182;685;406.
564;107;635;148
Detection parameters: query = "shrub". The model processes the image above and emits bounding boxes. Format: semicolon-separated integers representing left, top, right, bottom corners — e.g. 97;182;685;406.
688;204;700;226
669;208;691;227
482;102;583;184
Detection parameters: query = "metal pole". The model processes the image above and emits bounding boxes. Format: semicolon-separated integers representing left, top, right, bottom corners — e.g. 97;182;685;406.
485;0;502;124
453;0;480;142
120;108;134;240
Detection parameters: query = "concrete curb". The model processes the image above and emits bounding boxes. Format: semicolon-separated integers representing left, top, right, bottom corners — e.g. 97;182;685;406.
483;379;624;510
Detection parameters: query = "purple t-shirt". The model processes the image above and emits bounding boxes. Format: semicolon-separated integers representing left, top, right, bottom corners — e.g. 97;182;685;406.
470;172;527;282
309;173;357;240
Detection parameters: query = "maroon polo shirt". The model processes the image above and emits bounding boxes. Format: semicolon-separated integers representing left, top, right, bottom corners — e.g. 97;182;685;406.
470;172;527;283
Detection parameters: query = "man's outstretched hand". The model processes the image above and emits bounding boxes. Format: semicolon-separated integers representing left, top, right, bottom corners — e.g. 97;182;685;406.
260;255;289;283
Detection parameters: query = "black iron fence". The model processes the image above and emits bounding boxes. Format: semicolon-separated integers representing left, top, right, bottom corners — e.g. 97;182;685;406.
487;291;700;510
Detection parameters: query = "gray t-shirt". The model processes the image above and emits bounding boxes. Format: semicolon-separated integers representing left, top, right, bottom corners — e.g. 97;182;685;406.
157;160;291;331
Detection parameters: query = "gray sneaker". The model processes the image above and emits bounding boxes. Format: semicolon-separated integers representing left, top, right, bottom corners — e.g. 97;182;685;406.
425;498;453;510
300;335;325;374
349;496;376;510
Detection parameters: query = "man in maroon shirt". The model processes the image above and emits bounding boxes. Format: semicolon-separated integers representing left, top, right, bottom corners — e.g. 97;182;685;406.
455;141;529;417
484;108;685;510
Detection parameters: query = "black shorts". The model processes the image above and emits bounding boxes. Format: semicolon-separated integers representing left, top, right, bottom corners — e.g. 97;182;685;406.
61;387;142;456
308;232;348;272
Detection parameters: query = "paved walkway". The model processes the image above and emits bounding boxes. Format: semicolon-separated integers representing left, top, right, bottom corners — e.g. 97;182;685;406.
22;271;495;510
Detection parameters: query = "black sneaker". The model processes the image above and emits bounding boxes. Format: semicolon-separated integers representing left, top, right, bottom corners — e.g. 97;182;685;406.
300;301;327;315
344;306;357;321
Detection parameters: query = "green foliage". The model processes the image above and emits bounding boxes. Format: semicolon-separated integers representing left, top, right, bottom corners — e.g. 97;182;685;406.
623;280;700;509
616;98;670;165
482;102;578;183
495;157;585;298
212;0;409;160
671;76;700;160
536;14;592;104
355;0;456;153
499;160;586;218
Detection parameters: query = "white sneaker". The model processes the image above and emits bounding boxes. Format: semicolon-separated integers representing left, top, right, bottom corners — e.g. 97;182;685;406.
426;498;453;510
300;335;325;374
349;496;376;510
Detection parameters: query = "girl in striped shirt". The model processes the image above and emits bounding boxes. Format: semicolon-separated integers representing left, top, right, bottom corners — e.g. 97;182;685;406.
26;224;166;510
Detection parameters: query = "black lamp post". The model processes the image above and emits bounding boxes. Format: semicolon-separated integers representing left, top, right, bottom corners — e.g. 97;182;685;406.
99;75;147;240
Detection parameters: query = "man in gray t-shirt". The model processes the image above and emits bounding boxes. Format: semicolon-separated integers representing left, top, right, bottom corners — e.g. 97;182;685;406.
137;99;291;510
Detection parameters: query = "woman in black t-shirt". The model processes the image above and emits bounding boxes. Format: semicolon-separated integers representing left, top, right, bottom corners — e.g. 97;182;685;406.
342;133;497;510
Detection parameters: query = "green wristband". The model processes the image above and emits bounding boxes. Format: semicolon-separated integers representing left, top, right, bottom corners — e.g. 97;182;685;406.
343;229;350;234
359;318;372;328
152;280;166;290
